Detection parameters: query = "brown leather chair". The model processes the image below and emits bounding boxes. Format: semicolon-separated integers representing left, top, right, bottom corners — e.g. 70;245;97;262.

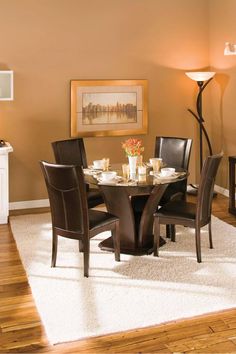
131;136;192;238
155;136;193;204
40;161;120;277
153;153;223;262
51;138;104;208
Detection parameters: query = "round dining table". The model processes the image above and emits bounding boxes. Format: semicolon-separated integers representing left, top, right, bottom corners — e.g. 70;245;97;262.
85;164;187;256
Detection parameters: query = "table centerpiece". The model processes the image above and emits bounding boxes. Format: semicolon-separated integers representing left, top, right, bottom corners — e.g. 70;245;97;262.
122;138;144;176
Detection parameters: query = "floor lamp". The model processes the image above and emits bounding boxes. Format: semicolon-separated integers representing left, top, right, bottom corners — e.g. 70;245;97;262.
185;71;215;195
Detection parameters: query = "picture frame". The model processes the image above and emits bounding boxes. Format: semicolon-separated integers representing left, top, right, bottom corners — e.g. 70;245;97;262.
0;70;14;101
70;79;148;137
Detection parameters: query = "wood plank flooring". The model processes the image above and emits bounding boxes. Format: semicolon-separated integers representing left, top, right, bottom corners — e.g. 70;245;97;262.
1;194;236;353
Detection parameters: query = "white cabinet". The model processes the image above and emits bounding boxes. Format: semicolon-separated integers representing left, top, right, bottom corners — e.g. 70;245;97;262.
0;143;13;224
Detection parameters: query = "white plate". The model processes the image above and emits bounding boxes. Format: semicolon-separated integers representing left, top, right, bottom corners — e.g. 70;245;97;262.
156;174;178;180
97;176;123;184
88;164;103;170
153;171;186;180
83;168;102;176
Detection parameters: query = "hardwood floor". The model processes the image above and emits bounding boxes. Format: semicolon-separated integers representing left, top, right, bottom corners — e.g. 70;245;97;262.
1;194;236;353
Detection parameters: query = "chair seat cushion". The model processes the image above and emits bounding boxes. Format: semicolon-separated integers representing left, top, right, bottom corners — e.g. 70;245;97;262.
157;200;196;220
89;209;118;230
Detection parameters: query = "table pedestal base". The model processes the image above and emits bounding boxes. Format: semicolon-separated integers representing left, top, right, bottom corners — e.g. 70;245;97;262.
98;236;166;256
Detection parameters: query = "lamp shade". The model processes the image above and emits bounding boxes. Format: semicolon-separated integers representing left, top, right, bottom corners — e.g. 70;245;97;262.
185;72;215;82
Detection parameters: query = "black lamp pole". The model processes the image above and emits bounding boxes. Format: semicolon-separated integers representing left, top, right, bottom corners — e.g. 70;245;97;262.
185;72;216;196
187;77;213;173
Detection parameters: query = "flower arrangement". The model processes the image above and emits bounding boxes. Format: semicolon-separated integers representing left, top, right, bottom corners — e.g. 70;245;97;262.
122;138;144;157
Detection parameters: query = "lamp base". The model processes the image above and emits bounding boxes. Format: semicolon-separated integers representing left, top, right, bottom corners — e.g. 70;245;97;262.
187;184;217;198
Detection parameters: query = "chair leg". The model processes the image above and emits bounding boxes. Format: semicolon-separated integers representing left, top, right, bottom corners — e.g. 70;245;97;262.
78;240;83;252
51;230;58;267
83;240;90;278
153;217;160;257
112;221;120;262
195;227;202;263
208;220;213;249
170;225;176;242
166;225;171;238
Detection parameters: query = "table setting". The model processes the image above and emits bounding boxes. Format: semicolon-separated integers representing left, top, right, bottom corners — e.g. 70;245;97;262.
83;138;187;187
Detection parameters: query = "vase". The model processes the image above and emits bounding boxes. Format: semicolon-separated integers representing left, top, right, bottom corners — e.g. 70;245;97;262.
128;155;138;177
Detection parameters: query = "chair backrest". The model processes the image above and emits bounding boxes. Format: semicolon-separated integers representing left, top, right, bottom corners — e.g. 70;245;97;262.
51;138;88;168
40;161;89;235
155;136;192;170
197;153;223;224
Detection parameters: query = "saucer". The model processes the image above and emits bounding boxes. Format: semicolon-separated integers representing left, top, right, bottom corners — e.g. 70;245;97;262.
88;164;103;170
83;168;102;176
153;171;187;180
97;176;123;185
150;171;178;179
157;173;177;180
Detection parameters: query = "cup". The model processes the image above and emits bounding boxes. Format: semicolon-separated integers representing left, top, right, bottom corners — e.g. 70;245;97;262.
149;158;162;174
93;160;104;169
160;167;175;177
101;171;117;181
122;164;130;180
138;165;146;176
102;158;110;171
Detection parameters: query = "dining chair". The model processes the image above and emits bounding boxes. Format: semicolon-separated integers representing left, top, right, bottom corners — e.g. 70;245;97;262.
40;161;120;277
154;136;193;204
131;136;192;239
51;138;104;208
153;153;223;262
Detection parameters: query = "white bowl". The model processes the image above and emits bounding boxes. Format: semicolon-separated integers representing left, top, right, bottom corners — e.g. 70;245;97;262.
160;167;175;177
93;160;104;169
101;171;117;181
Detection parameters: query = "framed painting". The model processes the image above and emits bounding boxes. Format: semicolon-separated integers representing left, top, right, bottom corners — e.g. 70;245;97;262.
70;79;148;137
0;71;14;101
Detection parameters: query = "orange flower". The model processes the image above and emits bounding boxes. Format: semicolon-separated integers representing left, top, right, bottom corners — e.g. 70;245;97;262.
122;138;144;156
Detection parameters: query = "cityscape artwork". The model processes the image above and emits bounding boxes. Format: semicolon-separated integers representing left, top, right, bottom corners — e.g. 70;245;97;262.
70;80;148;137
82;92;137;125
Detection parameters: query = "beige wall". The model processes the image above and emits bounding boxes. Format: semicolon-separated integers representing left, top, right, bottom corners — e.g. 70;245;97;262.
0;0;211;203
209;0;236;189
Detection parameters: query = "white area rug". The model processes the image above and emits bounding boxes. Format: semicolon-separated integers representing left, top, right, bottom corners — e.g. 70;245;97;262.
10;212;236;345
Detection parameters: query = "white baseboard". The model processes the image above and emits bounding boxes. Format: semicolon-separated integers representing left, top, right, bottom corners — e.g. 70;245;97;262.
9;199;50;210
0;216;8;223
214;185;230;198
8;185;234;211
